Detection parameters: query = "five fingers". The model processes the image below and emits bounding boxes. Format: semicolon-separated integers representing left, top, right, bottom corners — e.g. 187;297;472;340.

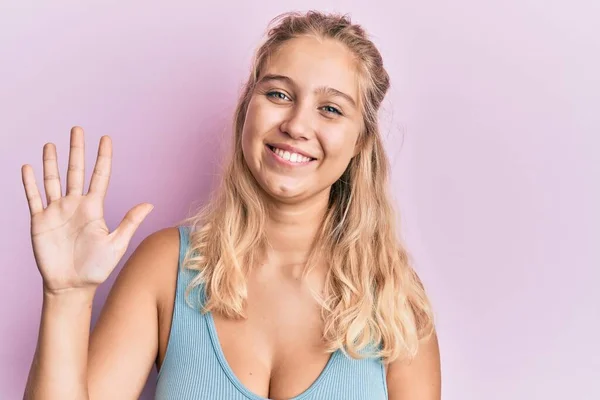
21;126;115;216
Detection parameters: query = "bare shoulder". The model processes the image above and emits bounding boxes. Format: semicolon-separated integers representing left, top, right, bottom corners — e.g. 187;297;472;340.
386;331;441;400
112;226;181;292
123;226;181;272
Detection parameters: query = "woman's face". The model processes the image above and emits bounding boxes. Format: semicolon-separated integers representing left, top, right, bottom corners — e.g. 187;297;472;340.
241;35;363;204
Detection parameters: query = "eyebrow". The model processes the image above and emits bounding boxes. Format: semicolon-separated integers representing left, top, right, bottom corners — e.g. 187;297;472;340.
258;74;357;108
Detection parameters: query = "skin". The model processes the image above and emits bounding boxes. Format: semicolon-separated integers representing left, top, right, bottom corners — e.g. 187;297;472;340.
22;35;440;399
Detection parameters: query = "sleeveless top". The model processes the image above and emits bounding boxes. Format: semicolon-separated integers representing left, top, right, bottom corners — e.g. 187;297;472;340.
155;226;388;399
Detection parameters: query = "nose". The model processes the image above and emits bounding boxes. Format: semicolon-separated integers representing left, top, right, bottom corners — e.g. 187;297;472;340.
279;103;314;141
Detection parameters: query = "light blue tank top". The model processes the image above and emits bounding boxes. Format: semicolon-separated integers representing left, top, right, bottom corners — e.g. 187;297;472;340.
155;226;388;399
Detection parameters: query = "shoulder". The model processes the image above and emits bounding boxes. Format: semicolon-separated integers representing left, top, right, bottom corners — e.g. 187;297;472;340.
386;331;441;400
119;226;181;273
137;226;181;251
113;226;182;300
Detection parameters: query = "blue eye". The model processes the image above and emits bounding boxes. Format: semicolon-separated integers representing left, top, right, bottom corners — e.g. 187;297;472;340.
322;105;342;115
266;91;342;116
266;91;290;101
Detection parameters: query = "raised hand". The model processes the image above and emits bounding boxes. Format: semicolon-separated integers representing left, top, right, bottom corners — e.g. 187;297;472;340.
21;126;154;294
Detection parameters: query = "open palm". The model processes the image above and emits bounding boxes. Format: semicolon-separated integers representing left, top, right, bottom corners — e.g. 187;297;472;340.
21;126;154;293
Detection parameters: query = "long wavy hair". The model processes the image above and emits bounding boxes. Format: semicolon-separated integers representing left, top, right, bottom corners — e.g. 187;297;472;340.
180;10;434;363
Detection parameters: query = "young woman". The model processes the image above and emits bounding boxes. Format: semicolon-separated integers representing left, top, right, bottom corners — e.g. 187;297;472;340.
22;11;441;400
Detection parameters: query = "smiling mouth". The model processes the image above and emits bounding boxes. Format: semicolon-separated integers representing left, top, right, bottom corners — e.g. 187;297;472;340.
267;145;316;163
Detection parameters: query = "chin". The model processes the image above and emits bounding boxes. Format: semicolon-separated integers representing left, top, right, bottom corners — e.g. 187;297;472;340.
260;177;307;201
258;176;333;206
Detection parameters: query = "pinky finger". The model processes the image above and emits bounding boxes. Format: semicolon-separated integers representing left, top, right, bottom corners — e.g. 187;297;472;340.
21;164;44;216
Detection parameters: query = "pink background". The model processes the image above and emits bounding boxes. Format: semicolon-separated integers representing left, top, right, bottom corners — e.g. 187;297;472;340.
1;1;598;399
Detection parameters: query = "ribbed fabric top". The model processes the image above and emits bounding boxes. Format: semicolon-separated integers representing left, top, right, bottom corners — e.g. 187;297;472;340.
155;226;388;399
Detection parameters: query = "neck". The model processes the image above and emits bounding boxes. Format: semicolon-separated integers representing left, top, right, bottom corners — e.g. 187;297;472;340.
263;191;329;268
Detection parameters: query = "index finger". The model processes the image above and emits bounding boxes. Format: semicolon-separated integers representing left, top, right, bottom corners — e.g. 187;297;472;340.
87;135;112;197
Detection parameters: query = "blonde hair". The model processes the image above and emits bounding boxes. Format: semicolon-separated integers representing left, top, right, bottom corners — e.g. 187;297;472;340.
180;10;434;363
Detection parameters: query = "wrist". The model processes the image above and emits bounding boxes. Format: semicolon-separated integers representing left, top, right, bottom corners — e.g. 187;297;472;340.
42;285;97;304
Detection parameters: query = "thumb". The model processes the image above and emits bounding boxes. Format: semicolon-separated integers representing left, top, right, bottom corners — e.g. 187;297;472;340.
110;203;154;254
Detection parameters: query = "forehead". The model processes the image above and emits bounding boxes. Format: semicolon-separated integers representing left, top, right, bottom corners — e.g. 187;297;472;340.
261;36;359;99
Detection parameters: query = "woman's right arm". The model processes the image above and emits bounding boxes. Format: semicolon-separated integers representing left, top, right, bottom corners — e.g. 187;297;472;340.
21;126;167;399
23;227;180;400
24;287;96;399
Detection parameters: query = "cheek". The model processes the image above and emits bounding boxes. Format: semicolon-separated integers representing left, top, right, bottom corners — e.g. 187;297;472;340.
321;129;359;163
241;101;263;155
244;98;280;137
242;101;258;138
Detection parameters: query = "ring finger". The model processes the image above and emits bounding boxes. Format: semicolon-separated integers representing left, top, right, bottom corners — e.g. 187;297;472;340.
43;143;62;205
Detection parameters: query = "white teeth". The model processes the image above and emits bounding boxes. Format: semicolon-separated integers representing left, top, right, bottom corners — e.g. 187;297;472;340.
271;146;312;163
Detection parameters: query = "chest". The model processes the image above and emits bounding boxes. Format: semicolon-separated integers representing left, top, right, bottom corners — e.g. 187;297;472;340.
156;267;388;400
211;271;331;399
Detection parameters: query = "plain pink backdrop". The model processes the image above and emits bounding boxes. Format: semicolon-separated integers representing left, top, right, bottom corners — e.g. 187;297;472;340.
1;1;598;399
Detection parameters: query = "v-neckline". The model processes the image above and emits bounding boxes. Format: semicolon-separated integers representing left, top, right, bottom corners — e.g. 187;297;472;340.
204;311;339;399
